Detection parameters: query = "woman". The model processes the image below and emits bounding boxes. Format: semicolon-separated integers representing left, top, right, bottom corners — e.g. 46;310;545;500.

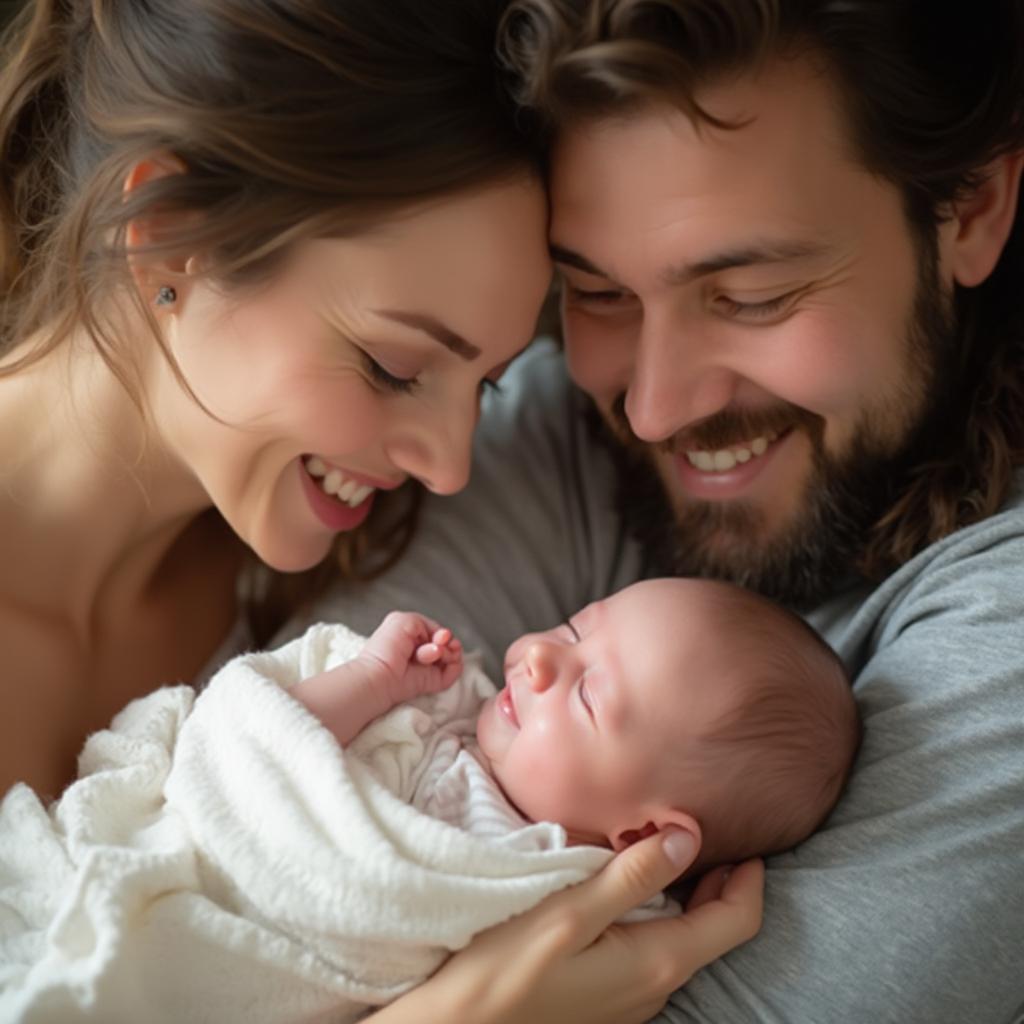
0;0;761;1020
0;0;550;797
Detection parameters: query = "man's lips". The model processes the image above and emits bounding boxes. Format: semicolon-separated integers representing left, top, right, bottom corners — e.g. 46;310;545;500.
497;686;519;728
668;428;798;501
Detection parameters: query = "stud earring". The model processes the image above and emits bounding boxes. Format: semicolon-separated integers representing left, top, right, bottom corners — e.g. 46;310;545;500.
155;285;177;307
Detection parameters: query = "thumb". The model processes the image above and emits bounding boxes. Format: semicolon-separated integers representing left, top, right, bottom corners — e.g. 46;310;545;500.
566;827;699;948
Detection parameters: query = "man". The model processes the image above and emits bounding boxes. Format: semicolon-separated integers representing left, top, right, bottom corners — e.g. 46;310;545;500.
298;1;1024;1020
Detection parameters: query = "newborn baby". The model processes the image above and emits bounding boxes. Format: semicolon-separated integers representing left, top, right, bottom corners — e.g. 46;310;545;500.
295;576;861;871
0;578;858;1022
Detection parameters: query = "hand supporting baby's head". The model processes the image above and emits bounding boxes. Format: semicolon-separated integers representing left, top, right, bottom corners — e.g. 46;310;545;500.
476;578;860;871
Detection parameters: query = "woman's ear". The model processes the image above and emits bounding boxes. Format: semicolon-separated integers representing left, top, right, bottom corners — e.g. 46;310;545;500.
947;151;1024;288
123;153;191;302
611;809;702;860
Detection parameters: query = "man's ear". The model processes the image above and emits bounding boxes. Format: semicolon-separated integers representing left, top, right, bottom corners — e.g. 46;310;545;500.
610;809;702;859
947;151;1024;288
123;153;191;301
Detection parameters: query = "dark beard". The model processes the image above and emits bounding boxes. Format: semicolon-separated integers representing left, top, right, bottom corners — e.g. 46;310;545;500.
594;240;960;609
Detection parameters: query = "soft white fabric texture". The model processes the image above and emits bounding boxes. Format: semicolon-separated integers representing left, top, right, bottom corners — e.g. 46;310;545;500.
0;623;666;1023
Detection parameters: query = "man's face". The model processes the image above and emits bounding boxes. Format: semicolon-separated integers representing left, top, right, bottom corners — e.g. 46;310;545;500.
549;59;956;603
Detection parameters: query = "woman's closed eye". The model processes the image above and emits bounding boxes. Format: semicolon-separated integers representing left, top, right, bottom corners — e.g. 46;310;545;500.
362;351;420;394
363;350;504;398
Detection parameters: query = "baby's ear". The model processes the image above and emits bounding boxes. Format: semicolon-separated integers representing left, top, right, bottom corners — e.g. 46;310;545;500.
610;809;702;858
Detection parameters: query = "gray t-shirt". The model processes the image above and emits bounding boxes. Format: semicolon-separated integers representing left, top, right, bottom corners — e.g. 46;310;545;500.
289;340;1024;1024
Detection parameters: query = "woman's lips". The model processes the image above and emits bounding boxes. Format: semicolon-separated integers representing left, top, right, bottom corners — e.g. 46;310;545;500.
298;459;375;532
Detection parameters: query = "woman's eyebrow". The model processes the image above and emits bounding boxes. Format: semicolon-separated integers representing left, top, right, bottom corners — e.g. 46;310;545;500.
374;308;481;360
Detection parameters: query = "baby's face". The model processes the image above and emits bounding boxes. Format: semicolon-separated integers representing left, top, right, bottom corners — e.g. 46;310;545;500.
475;579;734;847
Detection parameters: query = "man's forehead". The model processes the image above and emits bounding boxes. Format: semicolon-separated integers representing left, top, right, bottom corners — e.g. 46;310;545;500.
550;56;854;200
551;51;849;158
548;60;867;281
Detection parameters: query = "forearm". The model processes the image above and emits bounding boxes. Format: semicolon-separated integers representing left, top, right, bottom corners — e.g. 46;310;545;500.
363;982;468;1024
289;658;389;746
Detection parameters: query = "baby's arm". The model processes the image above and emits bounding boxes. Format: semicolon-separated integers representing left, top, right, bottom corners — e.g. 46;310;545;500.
290;612;462;746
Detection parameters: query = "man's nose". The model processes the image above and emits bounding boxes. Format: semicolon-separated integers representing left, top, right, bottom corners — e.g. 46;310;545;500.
624;318;739;443
524;641;559;692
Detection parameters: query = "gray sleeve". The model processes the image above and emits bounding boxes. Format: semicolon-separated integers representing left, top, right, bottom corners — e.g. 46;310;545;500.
659;517;1024;1024
288;340;643;680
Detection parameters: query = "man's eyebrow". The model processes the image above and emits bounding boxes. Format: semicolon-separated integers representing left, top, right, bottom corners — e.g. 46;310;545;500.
549;244;615;280
374;309;481;360
661;240;832;287
550;240;831;288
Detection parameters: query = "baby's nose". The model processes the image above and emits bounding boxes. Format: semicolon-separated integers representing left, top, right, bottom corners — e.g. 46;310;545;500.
525;641;558;692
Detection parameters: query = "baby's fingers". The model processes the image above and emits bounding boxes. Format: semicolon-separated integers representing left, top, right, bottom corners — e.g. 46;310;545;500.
414;642;442;665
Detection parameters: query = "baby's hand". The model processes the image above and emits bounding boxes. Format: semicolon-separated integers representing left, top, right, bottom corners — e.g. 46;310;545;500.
412;626;461;668
360;611;464;708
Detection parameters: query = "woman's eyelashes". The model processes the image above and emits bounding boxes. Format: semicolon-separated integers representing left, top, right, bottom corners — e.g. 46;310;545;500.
362;350;503;397
563;619;581;642
362;351;420;394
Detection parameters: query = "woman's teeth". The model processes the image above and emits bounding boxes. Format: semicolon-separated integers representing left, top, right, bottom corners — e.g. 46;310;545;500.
304;456;375;507
685;431;778;473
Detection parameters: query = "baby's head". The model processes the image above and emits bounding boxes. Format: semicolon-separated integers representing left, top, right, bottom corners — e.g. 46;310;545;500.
476;578;860;870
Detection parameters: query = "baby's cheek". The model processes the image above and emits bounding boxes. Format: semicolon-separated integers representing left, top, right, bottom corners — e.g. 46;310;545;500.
513;751;587;826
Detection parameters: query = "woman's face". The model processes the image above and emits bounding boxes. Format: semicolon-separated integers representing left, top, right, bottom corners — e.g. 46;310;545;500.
151;177;551;571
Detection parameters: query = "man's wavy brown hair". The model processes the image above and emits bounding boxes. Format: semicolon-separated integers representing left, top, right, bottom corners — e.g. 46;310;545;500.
499;0;1024;579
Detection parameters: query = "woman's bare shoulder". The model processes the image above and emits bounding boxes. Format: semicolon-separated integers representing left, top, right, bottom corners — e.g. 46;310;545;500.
0;607;84;799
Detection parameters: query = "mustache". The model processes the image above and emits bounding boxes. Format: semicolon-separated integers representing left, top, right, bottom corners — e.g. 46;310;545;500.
608;393;822;453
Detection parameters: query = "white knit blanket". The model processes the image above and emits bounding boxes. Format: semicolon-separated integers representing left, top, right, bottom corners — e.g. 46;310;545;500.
0;624;670;1023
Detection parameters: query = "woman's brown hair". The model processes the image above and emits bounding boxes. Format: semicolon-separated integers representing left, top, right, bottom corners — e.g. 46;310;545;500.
0;0;539;641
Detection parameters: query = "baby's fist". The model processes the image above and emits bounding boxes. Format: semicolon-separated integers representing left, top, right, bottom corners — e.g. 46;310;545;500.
363;611;463;706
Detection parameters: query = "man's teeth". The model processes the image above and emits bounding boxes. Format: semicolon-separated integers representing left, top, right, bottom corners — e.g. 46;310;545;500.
303;456;375;507
685;432;778;473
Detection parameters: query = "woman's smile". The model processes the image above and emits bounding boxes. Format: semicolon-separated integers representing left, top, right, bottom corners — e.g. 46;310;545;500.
298;459;376;531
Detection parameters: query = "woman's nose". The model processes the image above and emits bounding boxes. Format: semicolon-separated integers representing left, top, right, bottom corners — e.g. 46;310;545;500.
386;400;476;495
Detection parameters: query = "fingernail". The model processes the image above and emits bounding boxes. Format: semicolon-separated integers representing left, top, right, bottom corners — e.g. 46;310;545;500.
662;828;696;868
